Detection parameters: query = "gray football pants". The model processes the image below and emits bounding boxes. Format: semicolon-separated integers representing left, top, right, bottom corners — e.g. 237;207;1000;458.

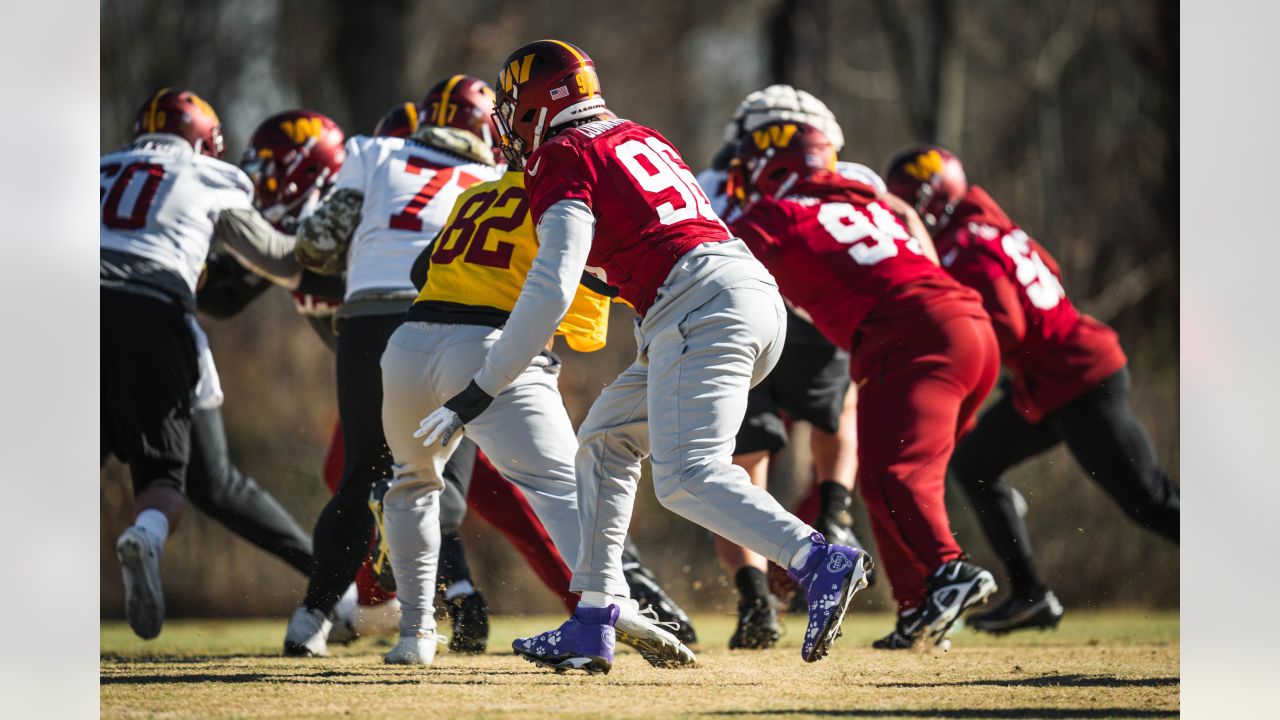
571;242;819;597
381;322;581;636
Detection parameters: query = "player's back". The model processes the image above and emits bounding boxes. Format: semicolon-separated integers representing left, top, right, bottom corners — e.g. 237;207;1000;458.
100;135;254;301
937;184;1124;418
525;119;729;315
732;171;982;354
412;170;609;352
338;135;498;300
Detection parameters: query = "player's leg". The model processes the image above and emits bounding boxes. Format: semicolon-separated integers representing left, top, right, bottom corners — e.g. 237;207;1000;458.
1050;366;1180;541
514;361;689;672
858;315;999;648
467;451;577;611
103;288;198;640
287;313;400;656
645;278;869;662
950;392;1064;634
434;442;489;654
184;406;315;576
376;321;466;664
722;378;784;649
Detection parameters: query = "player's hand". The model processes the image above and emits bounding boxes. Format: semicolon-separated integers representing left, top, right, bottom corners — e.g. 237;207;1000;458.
413;380;495;447
414;406;464;447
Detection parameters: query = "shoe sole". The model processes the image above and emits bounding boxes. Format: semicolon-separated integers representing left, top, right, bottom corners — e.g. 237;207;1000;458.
615;627;697;668
804;551;873;663
283;641;324;658
971;606;1065;635
924;570;998;648
514;649;611;675
116;531;163;640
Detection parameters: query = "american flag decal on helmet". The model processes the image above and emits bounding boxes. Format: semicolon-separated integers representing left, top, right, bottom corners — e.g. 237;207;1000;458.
550;85;569;100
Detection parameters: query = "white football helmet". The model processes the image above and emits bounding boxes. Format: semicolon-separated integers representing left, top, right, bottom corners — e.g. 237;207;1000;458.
723;84;845;151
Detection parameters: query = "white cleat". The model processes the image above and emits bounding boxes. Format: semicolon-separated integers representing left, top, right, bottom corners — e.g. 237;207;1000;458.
284;606;332;657
116;527;165;640
614;598;697;668
384;632;444;665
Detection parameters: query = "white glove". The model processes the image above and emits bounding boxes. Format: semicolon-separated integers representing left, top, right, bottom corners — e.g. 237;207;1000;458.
414;406;464;448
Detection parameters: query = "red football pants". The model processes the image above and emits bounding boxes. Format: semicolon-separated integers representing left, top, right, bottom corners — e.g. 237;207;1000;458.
322;419;574;611
854;315;999;611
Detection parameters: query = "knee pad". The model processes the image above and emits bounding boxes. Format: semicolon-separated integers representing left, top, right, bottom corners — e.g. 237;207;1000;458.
384;475;444;513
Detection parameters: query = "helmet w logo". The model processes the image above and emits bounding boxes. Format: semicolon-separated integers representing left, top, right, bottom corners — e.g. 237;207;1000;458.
499;53;536;92
904;150;944;182
752;123;798;151
280;117;324;144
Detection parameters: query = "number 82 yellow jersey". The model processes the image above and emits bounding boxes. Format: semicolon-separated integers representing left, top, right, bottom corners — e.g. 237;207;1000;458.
410;170;610;352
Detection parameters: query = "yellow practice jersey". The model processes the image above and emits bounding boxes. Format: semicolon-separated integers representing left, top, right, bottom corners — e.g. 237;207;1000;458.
412;170;610;352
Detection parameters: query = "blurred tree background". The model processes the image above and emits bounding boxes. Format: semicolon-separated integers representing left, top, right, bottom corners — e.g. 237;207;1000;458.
101;0;1178;619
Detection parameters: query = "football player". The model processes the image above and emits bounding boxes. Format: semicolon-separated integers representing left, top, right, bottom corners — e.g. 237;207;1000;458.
414;40;871;674
697;85;869;650
282;75;505;657
101;88;258;639
728;121;1001;650
885;146;1180;634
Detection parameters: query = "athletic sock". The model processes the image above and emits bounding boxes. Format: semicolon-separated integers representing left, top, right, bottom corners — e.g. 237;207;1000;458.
817;480;852;519
734;567;769;604
579;591;622;609
437;532;473;592
134;509;170;547
788;542;815;572
444;579;475;601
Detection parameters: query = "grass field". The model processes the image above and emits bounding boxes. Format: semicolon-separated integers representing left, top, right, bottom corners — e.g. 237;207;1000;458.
101;611;1178;719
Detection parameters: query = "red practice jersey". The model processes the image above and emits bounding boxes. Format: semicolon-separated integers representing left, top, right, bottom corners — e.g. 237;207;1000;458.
730;172;987;381
935;185;1126;422
524;118;729;315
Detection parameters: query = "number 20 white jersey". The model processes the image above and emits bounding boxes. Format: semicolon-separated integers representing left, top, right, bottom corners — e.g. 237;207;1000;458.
100;134;255;296
334;135;500;300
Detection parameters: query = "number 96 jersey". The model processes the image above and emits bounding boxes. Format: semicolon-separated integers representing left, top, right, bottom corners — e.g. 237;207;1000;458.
101;135;255;297
524;119;729;316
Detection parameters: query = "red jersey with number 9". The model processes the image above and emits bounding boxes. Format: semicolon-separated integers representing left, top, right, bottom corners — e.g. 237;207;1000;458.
933;185;1126;421
730;172;987;379
524;119;729;315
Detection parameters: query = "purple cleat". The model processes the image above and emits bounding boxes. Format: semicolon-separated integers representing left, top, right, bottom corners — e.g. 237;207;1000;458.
512;604;619;675
788;534;874;663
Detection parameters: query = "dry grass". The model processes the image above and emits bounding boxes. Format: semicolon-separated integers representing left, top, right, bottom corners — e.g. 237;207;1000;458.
101;611;1178;719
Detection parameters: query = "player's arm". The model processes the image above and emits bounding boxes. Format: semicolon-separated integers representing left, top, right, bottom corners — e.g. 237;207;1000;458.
415;198;594;446
409;233;437;291
214;207;302;288
294;187;363;276
196;251;274;319
878;191;940;265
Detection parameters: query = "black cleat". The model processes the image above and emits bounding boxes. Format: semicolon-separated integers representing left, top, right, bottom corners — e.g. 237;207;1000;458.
871;608;953;650
729;595;781;650
917;559;997;649
968;590;1064;635
623;560;698;645
447;591;490;654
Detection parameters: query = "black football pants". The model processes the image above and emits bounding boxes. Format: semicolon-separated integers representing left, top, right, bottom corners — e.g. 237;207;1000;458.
304;313;476;614
186;407;315;575
950;366;1179;598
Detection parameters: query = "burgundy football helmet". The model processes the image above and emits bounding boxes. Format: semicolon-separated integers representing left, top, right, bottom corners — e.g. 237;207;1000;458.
493;40;607;168
884;146;968;233
241;110;346;219
133;88;225;158
728;121;837;204
373;102;421;138
420;75;499;155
